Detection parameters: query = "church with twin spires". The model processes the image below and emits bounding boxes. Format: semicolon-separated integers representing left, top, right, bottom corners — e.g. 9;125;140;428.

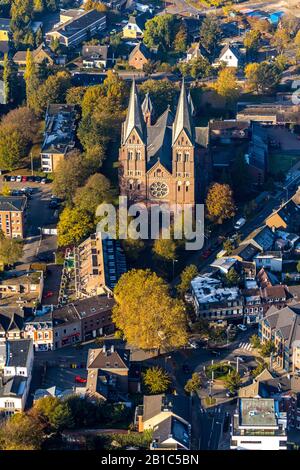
119;79;211;206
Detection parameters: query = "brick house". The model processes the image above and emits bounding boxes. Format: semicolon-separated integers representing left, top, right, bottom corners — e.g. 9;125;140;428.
0;196;27;239
128;43;152;70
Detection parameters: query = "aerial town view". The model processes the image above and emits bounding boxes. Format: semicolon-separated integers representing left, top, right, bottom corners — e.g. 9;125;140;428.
1;0;300;460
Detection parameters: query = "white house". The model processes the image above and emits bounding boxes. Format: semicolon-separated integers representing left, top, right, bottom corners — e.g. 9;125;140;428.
0;339;34;415
217;44;241;68
231;398;287;450
254;251;283;273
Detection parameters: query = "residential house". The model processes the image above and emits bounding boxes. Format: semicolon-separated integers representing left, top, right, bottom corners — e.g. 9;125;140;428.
191;275;244;321
33;385;78;403
209;120;250;144
239;226;275;252
231;243;260;262
0;196;27;239
24;312;53;352
60;8;85;24
247;122;268;186
86;344;130;400
259;304;300;372
137;394;191;450
82;44;113;69
0;270;44;309
128;42;152;70
13;44;55;67
254;251;283;273
75;232;126;297
72;295;115;341
237;102;300;126
52;305;82;349
217;44;241;68
40;104;76;173
0;308;25;341
46;9;106;48
0;339;34;415
122;14;146;39
231;398;287;450
186;42;205;62
265;191;300;233
0;18;10;43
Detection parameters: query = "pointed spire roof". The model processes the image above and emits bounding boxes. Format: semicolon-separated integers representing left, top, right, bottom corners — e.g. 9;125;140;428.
123;78;145;143
172;79;194;145
141;92;153;116
188;90;195;117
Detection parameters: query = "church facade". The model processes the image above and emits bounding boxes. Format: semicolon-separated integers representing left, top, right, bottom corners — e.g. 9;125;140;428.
119;79;210;207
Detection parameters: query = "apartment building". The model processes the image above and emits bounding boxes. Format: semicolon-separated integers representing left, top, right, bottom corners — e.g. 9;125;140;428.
0;196;27;239
0;270;44;309
191;275;244;321
259;304;300;372
46;9;106;48
40;104;76;173
75;232;126;297
0;339;34;415
231;398;287;450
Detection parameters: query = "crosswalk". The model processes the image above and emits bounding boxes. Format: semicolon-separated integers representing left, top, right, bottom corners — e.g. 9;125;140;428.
238;342;253;351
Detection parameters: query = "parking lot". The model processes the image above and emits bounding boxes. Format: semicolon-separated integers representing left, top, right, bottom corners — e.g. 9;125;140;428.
0;178;59;265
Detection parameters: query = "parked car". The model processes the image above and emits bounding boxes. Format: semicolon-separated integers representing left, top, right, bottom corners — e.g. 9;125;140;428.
75;375;87;384
22;176;27;182
49;200;58;209
34;176;41;183
16;175;22;182
41;178;47;184
234;217;246;230
237;324;247;331
27;176;34;182
10;176;16;182
201;249;211;259
3;175;11;182
226;390;237;398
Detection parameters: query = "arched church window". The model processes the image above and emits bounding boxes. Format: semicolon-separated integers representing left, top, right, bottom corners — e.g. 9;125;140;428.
184;153;189;162
136;151;141;160
177;153;182;162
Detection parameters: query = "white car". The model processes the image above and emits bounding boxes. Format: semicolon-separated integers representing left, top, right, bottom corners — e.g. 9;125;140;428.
234;217;246;230
237;324;247;331
16;175;22;182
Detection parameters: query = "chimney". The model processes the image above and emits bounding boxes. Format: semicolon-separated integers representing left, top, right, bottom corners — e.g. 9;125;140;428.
102;343;106;353
111;344;114;353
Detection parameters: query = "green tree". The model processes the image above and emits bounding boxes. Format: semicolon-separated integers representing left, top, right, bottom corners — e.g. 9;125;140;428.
29;70;71;117
50;36;60;54
3;53;17;104
33;0;44;12
224;268;241;287
73;173;113;216
66;86;87;106
113;269;188;350
143;14;177;52
260;340;276;357
245;62;281;94
143;366;171;394
250;334;261;349
57;206;94;247
35;26;43;47
184;372;202;394
49;403;74;431
251;361;267;378
199;15;221;55
206;183;236;224
243;29;261;59
177;264;198;297
0;236;23;265
223;370;241;393
139;79;178;116
271;27;290;53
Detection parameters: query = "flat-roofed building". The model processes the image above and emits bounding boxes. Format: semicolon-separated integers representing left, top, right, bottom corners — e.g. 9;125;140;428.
231;398;287;450
40;104;76;173
46;9;106;48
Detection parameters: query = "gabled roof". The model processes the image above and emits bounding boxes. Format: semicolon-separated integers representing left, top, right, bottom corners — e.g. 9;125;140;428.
172;79;194;145
143;394;191;424
87;344;130;370
141;92;153;117
129;42;151;61
152;415;190;449
219;43;241;60
122;78;145;143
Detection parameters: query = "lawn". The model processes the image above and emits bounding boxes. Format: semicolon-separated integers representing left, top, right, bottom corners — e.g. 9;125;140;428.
206;363;234;380
268;152;300;175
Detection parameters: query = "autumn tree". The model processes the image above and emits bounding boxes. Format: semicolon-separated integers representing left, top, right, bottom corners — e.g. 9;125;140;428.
199;15;221;56
33;396;74;431
271;27;290;53
0;236;23;265
213;68;240;103
66;86;87;106
73;173;113;216
243;30;261;59
57;206;94;247
84;0;107;12
174;24;187;53
29;70;71;117
177;264;198;298
206;183;236;224
152;238;177;262
52;151;93;205
0;412;45;450
245;61;281;94
250;334;261;349
224;268;241;287
143;366;171;394
113;269;188;350
223;238;234;255
143;14;177;52
184;373;202;394
24;49;40;108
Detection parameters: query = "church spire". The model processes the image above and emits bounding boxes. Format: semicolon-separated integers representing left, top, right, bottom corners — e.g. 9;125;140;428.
172;79;194;145
123;78;145;143
188;90;195;117
141;92;153;126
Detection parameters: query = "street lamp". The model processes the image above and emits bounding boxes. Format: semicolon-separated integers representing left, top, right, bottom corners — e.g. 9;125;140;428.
172;259;178;280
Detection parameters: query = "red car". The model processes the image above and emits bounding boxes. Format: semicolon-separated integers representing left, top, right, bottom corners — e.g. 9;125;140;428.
75;376;87;384
22;176;28;182
43;291;53;299
201;249;211;259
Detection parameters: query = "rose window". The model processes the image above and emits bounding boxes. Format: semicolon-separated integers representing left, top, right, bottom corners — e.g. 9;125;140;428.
150;182;169;198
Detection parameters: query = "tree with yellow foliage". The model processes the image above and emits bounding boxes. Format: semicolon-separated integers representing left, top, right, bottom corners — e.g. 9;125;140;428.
113;269;188;351
213;68;240;103
206;182;236;224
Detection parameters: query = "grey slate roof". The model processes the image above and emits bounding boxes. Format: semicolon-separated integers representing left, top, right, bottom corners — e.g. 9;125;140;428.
141;92;153;116
5;339;32;367
122;78;145;143
153;415;190;449
0;196;27;212
263;304;300;347
172;79;194;145
143;394;191;423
